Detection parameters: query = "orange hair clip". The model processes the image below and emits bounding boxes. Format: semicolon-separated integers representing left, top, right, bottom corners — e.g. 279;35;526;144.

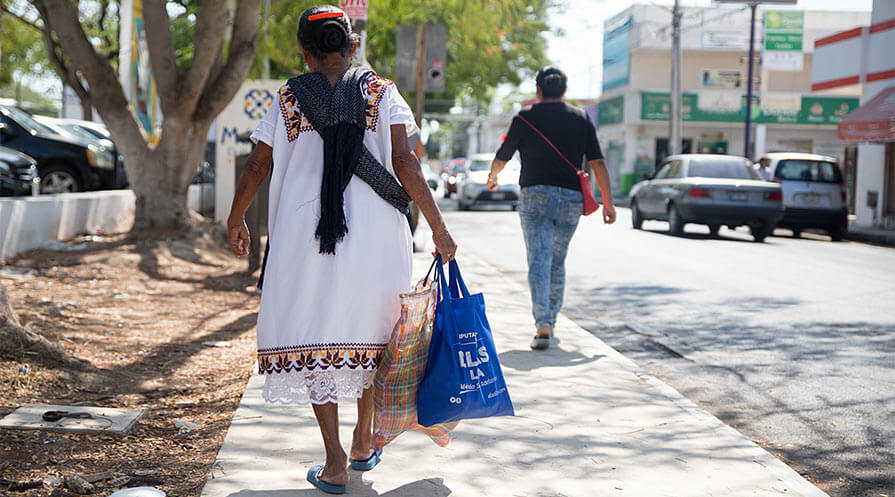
308;12;344;21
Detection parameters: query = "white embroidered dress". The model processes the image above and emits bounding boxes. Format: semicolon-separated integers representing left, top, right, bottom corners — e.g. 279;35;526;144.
250;74;415;405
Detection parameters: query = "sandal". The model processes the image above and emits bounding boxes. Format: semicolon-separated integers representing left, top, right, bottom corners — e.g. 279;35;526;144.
306;465;346;494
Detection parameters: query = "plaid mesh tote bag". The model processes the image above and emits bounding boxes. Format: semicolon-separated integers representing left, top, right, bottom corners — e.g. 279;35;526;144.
373;258;459;449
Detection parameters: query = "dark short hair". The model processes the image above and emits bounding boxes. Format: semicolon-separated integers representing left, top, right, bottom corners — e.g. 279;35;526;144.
297;5;358;60
536;66;567;98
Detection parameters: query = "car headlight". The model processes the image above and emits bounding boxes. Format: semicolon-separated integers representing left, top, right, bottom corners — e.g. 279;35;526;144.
0;161;11;175
87;144;115;169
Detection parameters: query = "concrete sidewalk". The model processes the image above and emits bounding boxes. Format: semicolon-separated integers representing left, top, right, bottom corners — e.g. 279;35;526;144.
200;251;828;497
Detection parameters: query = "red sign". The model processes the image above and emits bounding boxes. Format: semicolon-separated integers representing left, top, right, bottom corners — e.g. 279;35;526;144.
339;0;368;20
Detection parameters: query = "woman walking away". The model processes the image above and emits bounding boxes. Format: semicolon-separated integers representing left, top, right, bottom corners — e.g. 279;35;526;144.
226;5;456;494
488;66;615;351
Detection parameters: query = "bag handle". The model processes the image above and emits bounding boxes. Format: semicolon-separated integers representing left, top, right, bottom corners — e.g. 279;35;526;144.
423;256;438;284
448;259;470;299
516;114;587;178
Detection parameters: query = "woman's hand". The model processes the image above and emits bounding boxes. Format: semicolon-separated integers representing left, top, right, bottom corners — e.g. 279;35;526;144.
228;217;250;257
432;227;457;262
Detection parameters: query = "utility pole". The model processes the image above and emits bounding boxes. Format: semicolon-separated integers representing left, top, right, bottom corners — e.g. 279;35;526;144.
743;1;758;158
414;24;427;126
669;0;682;156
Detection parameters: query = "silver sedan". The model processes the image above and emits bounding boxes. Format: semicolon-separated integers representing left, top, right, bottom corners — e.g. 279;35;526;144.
629;154;784;242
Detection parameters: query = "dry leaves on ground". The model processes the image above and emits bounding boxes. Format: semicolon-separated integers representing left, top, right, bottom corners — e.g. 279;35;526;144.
0;229;260;497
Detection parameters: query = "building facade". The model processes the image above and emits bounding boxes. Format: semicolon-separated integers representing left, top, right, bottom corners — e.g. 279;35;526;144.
811;0;895;229
597;4;871;198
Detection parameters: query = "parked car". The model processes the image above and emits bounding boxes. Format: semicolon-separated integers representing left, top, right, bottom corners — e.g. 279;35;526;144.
629;154;784;241
0;104;116;193
456;153;521;211
36;115;128;189
422;162;440;191
442;157;466;198
0;145;39;196
760;152;849;241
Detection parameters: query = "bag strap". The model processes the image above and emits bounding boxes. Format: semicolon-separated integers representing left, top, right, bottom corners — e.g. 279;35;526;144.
423;256;438;284
516;113;586;176
448;260;470;299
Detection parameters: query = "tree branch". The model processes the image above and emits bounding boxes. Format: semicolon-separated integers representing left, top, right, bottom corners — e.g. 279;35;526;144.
179;0;227;111
141;0;184;116
1;4;42;31
33;0;144;147
194;0;263;123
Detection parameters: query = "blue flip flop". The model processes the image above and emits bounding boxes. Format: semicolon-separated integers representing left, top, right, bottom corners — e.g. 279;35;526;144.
306;465;346;495
349;449;382;471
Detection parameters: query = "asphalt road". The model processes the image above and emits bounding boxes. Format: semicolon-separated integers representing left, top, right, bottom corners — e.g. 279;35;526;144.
434;196;895;497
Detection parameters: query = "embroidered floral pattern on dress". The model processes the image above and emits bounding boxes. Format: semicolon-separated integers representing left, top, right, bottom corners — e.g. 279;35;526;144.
279;83;314;141
263;370;375;405
362;74;393;131
257;343;385;374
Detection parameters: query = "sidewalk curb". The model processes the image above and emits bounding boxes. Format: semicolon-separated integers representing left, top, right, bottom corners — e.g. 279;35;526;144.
469;254;828;497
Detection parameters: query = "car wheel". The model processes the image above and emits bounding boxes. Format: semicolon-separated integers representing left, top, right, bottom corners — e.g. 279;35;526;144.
457;199;469;211
667;204;684;235
631;200;644;230
40;165;82;194
829;223;846;242
708;224;720;237
751;223;771;242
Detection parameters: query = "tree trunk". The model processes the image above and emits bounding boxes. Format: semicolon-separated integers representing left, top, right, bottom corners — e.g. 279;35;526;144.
120;116;213;230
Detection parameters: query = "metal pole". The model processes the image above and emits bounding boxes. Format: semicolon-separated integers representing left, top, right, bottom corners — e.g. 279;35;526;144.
414;24;427;127
669;0;682;156
262;0;270;79
744;2;757;158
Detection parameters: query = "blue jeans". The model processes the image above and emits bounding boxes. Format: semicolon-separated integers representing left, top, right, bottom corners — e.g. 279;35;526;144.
518;185;582;329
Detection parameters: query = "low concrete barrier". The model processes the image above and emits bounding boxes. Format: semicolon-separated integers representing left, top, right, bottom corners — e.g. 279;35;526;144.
0;190;135;263
0;185;217;263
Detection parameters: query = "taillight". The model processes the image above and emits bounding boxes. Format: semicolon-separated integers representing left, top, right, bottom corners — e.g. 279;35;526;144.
841;189;847;202
765;191;782;201
689;188;711;198
774;178;782;183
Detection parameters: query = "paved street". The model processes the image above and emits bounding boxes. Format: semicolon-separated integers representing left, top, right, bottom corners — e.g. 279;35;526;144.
434;197;895;497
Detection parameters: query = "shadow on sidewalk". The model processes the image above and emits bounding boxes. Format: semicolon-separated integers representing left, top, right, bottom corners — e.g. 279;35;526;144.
225;477;452;497
498;348;605;371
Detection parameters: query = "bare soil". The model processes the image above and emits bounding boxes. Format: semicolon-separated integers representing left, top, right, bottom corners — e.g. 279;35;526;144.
0;229;260;497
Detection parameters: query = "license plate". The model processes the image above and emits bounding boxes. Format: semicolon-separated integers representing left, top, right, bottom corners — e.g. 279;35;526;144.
797;193;822;204
491;192;506;200
728;191;748;201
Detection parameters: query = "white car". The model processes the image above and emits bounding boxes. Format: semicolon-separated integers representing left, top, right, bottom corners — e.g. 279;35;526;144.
456;153;521;211
760;152;849;240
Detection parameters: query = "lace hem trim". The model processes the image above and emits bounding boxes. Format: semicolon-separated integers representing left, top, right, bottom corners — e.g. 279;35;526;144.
262;369;376;405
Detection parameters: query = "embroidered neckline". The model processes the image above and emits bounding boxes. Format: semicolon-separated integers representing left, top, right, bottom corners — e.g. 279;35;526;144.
278;74;394;142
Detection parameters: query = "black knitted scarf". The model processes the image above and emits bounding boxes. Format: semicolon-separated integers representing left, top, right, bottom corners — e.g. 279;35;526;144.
287;67;411;254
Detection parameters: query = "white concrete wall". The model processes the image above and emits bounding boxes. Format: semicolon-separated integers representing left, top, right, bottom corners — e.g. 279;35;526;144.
0;185;214;262
0;191;135;263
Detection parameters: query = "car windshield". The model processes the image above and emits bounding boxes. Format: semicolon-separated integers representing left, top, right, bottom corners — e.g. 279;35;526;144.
688;159;759;180
468;159;491;172
60;123;102;143
1;106;57;136
775;159;842;183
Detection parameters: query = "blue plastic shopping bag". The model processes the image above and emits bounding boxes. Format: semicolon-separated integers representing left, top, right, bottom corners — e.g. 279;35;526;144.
417;256;514;427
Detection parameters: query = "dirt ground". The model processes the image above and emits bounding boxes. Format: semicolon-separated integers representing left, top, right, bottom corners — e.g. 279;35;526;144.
0;229;261;497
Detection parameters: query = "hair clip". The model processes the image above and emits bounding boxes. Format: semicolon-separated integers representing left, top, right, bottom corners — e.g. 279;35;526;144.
309;12;345;21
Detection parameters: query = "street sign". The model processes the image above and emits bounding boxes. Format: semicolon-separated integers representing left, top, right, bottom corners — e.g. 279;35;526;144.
339;0;368;20
396;25;447;93
763;10;804;71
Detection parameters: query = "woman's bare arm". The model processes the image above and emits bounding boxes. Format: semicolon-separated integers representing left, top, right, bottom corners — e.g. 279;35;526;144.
390;124;457;260
227;142;273;256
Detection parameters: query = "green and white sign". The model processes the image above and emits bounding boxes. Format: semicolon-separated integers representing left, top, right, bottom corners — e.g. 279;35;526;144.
641;92;858;126
764;11;804;71
765;11;803;50
598;96;625;126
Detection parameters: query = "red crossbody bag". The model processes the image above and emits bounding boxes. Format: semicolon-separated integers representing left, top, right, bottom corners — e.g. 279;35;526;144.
516;114;600;216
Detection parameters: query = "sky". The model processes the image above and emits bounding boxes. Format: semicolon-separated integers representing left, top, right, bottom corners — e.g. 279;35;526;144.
543;0;875;99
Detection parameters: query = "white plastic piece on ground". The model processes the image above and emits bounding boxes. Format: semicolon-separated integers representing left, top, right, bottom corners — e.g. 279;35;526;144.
108;487;166;497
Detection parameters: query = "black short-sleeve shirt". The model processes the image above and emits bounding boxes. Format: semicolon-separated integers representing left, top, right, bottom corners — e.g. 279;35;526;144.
495;102;603;191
